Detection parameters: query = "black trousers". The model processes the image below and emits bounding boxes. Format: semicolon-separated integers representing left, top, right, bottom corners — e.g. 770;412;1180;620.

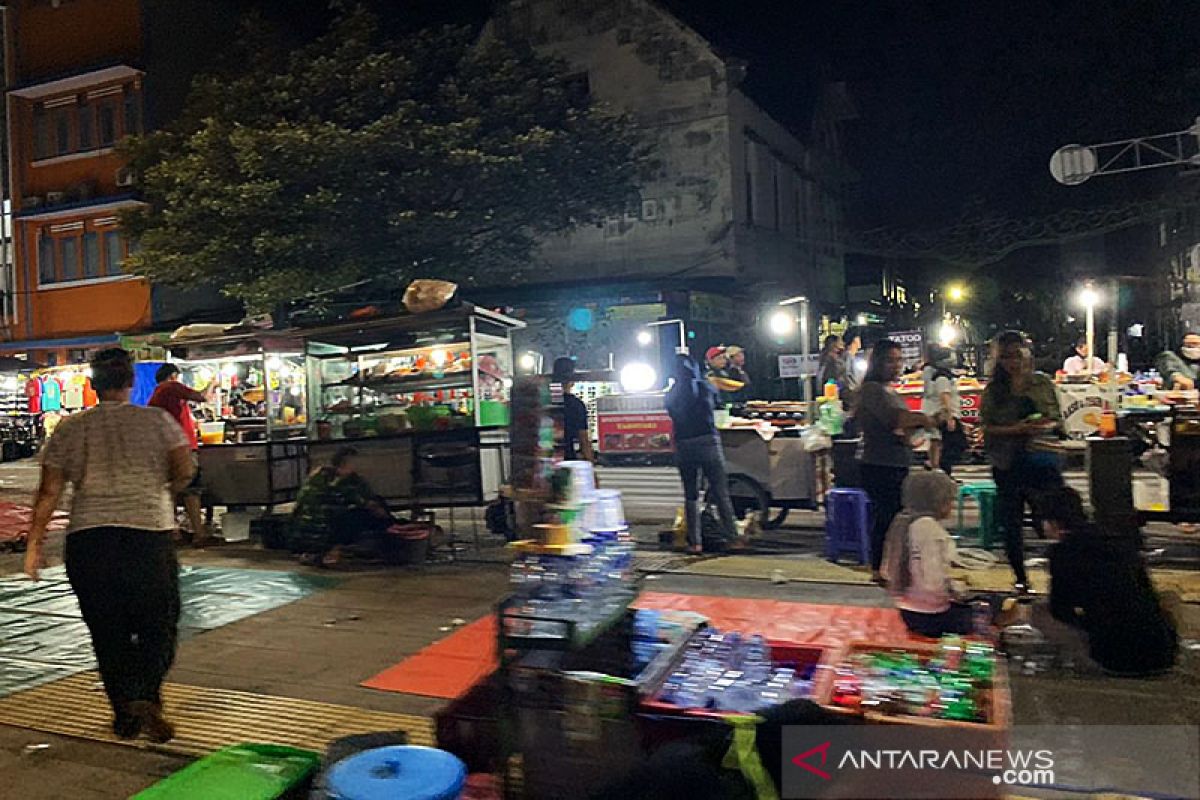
860;463;908;572
993;454;1064;586
65;527;180;713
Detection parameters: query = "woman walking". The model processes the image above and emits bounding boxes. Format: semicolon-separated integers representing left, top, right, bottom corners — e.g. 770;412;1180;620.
665;354;738;553
980;331;1064;592
856;340;932;582
25;349;194;742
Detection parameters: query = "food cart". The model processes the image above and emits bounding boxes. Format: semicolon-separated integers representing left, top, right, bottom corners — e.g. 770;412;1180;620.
718;401;818;529
165;330;309;510
302;304;523;510
896;376;986;457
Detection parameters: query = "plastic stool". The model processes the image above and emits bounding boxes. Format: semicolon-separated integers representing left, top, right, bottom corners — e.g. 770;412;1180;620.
324;746;466;800
956;481;999;549
825;488;871;565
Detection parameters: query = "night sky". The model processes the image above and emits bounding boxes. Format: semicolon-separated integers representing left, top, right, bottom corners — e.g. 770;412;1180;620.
242;0;1200;233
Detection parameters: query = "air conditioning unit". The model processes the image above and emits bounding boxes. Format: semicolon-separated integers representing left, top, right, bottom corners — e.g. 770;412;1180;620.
115;167;135;188
45;191;65;204
641;199;660;221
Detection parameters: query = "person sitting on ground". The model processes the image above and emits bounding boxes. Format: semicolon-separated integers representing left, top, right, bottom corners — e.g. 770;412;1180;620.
882;470;974;638
290;446;394;567
1032;486;1178;676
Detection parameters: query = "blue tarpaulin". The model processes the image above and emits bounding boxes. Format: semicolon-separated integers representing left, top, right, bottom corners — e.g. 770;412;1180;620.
132;361;166;406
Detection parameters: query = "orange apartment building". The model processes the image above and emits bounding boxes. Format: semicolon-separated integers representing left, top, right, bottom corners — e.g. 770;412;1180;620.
2;0;241;365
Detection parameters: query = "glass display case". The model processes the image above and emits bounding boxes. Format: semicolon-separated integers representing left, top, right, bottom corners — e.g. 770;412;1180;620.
301;305;523;508
166;332;308;508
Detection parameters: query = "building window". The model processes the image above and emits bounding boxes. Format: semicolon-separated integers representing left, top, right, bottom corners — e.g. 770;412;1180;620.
105;230;125;274
38;235;55;284
37;224;129;286
745;169;754;225
61;237;79;281
31;83;142;161
52;106;72;156
78;104;94;150
97;101;117;147
83;232;100;278
33;108;52;160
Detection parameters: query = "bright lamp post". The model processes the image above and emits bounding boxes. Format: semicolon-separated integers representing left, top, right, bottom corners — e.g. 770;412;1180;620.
1078;284;1101;377
776;296;812;404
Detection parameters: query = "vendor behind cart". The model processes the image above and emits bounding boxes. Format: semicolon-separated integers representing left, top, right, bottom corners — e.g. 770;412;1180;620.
551;356;595;463
148;364;215;546
1062;337;1107;376
1156;332;1200;390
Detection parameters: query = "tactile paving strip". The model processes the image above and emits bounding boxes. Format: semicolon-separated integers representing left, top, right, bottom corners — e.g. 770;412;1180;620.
0;671;434;756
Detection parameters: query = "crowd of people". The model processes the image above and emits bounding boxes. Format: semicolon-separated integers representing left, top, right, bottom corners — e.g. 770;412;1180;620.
848;328;1184;675
16;327;1193;744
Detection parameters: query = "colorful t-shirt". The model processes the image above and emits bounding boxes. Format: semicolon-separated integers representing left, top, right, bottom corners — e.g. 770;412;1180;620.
63;375;86;409
25;379;40;414
40;377;62;412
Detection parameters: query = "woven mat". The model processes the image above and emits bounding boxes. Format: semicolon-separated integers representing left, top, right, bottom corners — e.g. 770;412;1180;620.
0;671;434;757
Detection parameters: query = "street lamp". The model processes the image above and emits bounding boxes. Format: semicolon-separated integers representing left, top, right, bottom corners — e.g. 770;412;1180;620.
1077;284;1101;377
619;362;658;393
636;329;653;347
775;296;812;404
947;285;966;303
646;319;688;355
518;351;542;374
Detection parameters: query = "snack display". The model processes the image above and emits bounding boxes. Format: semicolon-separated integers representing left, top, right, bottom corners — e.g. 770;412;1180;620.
829;637;996;723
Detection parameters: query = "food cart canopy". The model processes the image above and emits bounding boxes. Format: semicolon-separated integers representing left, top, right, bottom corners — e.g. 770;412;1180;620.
299;304;523;352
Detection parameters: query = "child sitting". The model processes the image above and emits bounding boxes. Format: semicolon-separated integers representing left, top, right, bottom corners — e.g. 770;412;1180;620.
1035;487;1177;676
882;470;973;637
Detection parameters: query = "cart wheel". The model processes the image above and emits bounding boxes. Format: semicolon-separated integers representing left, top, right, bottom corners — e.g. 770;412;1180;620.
765;508;789;530
716;473;770;529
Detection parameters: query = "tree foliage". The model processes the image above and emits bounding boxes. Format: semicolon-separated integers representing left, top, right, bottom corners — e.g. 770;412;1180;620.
121;6;645;311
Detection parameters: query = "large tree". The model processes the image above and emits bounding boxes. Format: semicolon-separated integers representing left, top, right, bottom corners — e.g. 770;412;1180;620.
121;6;644;311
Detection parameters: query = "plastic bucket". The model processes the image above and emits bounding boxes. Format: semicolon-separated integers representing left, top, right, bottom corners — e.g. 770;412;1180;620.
588;489;625;531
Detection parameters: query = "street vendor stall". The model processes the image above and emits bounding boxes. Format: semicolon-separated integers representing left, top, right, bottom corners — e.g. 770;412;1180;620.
717;401;818;529
0;358;42;460
897;375;986;457
303;304;523;509
165;330;309;509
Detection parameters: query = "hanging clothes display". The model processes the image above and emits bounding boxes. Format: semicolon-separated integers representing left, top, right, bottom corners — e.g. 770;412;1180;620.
25;378;41;415
40;376;62;412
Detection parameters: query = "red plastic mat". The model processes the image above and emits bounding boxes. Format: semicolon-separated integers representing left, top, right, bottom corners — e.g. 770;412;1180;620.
360;592;922;700
0;502;68;544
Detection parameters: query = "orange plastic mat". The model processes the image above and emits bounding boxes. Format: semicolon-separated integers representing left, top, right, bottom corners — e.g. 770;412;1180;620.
360;616;498;700
360;592;920;700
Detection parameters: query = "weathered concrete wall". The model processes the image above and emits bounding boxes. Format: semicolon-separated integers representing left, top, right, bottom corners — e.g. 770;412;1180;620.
491;0;736;283
729;90;846;305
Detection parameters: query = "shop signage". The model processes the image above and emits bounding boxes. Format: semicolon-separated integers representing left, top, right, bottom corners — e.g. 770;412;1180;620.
606;303;667;323
597;412;673;453
779;354;820;378
890;330;924;366
1056;382;1119;438
690;292;739;325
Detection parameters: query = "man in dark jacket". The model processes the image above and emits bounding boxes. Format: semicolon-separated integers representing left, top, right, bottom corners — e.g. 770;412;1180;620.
666;355;737;553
